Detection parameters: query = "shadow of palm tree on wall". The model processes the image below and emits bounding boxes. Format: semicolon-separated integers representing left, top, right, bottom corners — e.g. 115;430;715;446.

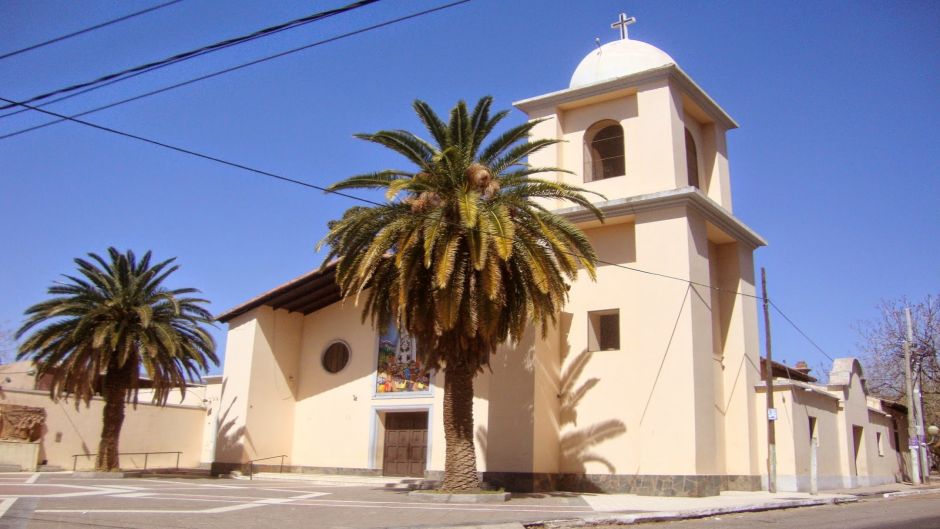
211;378;247;473
559;350;626;474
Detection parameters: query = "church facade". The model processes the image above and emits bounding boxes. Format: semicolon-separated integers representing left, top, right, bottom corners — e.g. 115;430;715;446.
209;28;910;497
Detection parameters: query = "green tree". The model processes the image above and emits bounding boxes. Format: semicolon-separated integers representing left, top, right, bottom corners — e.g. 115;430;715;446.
16;248;217;471
320;97;603;491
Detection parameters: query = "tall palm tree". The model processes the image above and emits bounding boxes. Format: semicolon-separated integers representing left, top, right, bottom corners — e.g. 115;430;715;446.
320;97;603;491
16;248;217;471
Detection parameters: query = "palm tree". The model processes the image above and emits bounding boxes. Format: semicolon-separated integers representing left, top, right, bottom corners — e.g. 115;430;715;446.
16;248;217;471
319;97;603;491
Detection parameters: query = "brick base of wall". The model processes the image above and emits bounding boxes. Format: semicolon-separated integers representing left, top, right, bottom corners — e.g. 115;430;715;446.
425;470;761;497
209;462;762;498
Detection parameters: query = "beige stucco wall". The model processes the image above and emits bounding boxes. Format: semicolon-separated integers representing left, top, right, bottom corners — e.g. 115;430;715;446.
555;208;720;476
0;388;205;470
753;366;909;492
288;300;444;472
0;441;40;471
214;306;301;465
0;361;38;390
522;76;733;213
711;241;761;476
755;384;845;491
0;360;208;408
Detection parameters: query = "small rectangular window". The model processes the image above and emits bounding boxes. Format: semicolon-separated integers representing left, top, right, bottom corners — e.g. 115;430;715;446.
588;309;620;351
877;432;884;456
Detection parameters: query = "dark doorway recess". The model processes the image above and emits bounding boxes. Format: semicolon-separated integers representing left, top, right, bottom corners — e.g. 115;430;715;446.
383;411;428;477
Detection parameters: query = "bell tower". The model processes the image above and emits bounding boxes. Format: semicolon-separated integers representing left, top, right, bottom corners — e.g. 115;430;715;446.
510;15;767;495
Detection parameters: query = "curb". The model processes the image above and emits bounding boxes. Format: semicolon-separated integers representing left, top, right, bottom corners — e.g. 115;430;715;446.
884;488;940;498
71;471;143;478
520;496;858;528
408;490;511;503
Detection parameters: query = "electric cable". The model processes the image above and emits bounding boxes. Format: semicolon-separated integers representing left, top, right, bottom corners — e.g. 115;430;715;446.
0;0;474;141
0;94;766;303
0;96;379;207
6;94;842;365
0;0;381;115
770;300;836;362
0;0;185;61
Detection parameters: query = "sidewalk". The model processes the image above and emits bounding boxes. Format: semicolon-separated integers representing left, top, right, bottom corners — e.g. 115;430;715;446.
245;472;866;528
207;473;940;529
828;479;940;498
516;483;940;528
522;490;857;528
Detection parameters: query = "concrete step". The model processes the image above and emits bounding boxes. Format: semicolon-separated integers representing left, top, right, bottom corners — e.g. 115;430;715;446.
237;472;435;489
141;468;213;479
0;464;21;472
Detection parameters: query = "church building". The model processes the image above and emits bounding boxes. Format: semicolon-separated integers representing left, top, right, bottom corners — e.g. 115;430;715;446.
209;18;910;497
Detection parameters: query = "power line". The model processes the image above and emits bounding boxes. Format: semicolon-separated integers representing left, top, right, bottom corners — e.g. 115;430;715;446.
0;0;474;141
0;96;378;207
0;0;382;116
769;300;836;362
0;94;764;304
8;92;842;366
0;0;185;62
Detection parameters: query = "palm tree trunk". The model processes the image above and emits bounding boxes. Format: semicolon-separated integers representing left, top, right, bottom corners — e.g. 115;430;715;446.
441;359;479;491
96;364;129;471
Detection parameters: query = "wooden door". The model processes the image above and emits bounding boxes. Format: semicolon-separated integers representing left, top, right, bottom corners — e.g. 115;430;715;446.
383;412;428;477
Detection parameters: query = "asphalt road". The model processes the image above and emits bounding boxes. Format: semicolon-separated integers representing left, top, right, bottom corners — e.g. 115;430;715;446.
0;473;592;529
606;492;940;529
1;473;937;529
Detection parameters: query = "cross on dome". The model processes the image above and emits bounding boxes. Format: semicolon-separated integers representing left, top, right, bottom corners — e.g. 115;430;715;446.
611;12;636;40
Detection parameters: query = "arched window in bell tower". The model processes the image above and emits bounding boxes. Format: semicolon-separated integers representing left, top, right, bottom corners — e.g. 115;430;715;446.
584;121;625;181
684;128;700;189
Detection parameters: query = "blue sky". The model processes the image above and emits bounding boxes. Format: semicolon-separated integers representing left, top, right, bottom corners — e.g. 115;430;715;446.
1;0;937;377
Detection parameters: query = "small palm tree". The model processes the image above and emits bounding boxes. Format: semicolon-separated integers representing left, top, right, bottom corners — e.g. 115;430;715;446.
320;97;603;491
16;248;217;471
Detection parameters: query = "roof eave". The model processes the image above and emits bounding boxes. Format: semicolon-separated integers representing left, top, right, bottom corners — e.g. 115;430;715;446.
513;65;738;130
555;187;767;249
215;263;338;323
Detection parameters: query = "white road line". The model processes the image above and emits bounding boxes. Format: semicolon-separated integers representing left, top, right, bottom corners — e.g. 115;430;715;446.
145;480;243;488
203;503;267;513
0;483;130;498
113;492;157;498
37;495;298;514
38;496;593;516
289;492;331;499
24;474;39;484
258;488;333;495
0;498;16;518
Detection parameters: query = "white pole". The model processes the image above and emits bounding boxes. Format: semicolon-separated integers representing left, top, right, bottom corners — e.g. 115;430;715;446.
810;436;818;495
913;373;930;481
904;307;922;484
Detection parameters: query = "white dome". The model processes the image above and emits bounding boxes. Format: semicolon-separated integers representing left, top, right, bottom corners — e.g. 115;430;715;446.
569;38;676;89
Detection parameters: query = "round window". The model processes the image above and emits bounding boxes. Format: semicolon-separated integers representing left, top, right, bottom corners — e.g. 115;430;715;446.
322;342;350;374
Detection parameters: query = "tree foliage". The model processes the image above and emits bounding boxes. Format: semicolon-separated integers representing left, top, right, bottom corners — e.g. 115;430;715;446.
857;294;939;399
320;97;603;490
16;248;218;470
857;294;940;460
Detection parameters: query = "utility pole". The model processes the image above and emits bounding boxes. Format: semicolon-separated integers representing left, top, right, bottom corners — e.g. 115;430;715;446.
761;268;776;493
913;366;930;482
904;307;922;485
